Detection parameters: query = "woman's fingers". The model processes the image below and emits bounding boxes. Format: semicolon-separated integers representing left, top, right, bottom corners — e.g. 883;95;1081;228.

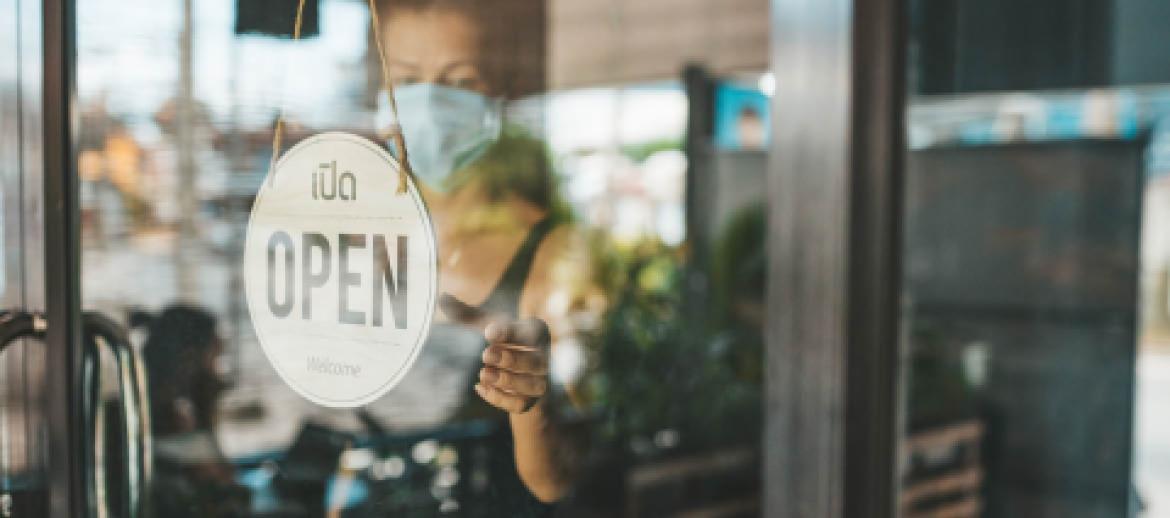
482;344;548;375
474;382;534;414
477;316;551;413
480;366;547;397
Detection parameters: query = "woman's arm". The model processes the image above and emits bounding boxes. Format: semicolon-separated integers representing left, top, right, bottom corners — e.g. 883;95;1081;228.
473;319;570;503
510;396;572;502
471;226;595;502
441;294;568;501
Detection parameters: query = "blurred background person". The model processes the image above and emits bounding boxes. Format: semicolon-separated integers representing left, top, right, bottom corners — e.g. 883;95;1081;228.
139;304;249;517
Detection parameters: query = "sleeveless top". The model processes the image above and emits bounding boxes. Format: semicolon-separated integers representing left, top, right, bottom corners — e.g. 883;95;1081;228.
456;216;557;517
478;216;558;317
365;216;559;516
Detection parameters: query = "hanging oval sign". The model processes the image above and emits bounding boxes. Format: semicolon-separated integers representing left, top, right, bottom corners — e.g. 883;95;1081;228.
244;132;437;408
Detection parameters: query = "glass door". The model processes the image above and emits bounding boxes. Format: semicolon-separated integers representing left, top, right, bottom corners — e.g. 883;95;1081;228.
0;0;48;514
68;0;777;516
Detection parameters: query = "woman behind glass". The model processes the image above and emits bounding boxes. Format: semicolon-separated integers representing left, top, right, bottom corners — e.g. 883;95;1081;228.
364;0;594;512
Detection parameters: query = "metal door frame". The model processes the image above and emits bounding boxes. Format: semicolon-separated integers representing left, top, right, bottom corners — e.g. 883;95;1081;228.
42;0;86;515
765;0;907;516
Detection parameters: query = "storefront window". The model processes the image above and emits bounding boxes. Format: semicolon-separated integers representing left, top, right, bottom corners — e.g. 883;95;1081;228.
899;2;1170;516
74;0;771;515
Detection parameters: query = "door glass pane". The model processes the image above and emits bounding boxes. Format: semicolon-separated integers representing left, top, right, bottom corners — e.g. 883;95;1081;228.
75;0;771;515
901;2;1170;516
1;0;47;515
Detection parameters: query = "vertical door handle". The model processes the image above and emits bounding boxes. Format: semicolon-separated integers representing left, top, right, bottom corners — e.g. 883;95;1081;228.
83;312;151;518
0;312;108;518
0;312;46;350
0;312;151;518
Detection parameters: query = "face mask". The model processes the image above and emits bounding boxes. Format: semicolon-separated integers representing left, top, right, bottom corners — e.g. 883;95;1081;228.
381;83;503;192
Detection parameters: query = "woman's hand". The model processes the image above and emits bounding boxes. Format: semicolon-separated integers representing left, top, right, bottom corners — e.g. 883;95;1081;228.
475;318;550;414
439;294;550;414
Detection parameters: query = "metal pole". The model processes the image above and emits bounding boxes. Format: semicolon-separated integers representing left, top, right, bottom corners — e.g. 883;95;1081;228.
175;0;198;300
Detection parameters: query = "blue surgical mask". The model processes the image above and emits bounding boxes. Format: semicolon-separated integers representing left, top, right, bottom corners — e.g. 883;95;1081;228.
380;83;502;191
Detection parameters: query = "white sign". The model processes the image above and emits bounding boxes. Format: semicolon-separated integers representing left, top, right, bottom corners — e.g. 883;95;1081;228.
244;132;437;408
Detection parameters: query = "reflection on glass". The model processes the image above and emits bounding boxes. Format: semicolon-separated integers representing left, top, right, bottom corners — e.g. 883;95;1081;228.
76;0;770;515
1;8;47;514
0;336;47;517
901;72;1170;518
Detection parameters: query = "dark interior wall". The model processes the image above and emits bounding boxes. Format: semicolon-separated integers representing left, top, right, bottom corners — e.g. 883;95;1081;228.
913;0;1170;94
913;0;1113;94
1112;0;1170;86
904;139;1145;518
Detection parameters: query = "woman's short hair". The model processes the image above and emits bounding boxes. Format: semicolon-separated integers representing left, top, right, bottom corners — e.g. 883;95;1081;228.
370;0;546;100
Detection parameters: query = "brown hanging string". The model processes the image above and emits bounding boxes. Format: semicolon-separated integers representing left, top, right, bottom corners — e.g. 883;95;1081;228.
268;0;414;194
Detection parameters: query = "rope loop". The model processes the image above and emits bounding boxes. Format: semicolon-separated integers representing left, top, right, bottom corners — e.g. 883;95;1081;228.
268;0;414;194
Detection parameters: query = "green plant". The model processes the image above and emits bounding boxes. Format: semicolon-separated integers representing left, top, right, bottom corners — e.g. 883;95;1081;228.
584;235;762;456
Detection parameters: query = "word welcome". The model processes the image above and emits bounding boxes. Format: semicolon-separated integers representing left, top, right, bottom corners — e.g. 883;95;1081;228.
307;356;362;377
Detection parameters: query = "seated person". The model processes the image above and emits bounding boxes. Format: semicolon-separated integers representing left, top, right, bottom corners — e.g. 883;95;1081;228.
139;305;249;517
